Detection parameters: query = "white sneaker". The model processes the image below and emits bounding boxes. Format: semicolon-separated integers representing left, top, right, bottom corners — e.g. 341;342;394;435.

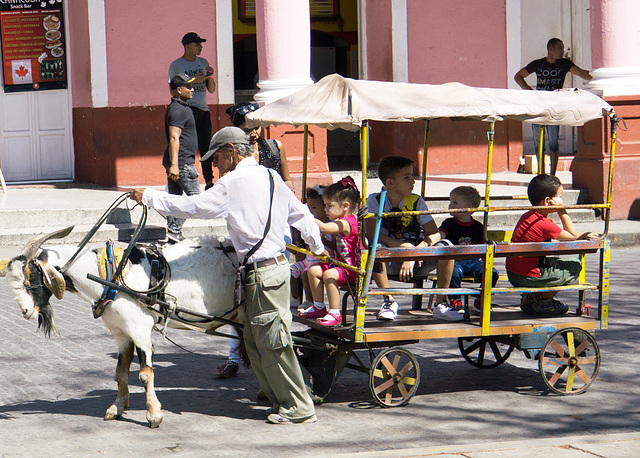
377;300;399;321
433;301;464;321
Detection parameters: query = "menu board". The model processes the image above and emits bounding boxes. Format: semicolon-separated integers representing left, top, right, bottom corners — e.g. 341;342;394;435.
1;0;67;92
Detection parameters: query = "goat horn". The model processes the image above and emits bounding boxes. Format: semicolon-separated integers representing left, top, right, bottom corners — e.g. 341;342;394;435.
22;226;75;260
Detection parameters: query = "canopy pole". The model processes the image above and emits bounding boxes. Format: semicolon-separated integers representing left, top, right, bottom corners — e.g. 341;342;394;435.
302;125;309;202
604;115;619;235
537;126;545;175
483;122;495;230
360;120;369;205
420;120;430;198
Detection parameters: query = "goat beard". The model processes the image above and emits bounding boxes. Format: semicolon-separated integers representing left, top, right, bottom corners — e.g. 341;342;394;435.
37;304;60;338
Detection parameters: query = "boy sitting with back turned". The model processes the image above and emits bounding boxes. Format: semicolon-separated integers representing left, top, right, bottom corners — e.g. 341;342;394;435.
506;174;599;316
434;186;499;321
366;156;453;321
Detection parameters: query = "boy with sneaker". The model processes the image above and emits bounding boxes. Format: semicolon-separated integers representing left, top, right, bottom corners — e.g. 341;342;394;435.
433;186;499;321
366;156;453;321
506;174;599;316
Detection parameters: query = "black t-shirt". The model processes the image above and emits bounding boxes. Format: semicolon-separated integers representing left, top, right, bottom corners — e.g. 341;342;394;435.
439;217;484;246
525;58;575;91
163;97;198;168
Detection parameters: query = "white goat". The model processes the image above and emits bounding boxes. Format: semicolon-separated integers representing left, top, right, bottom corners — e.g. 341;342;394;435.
6;227;239;428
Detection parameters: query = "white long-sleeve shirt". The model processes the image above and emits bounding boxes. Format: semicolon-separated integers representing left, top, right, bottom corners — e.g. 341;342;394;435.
143;157;324;263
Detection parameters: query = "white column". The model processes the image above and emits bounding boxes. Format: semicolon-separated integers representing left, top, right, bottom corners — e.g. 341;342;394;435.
587;0;640;97
254;0;313;103
87;0;108;108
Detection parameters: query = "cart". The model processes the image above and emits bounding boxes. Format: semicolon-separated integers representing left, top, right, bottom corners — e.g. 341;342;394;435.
246;75;616;407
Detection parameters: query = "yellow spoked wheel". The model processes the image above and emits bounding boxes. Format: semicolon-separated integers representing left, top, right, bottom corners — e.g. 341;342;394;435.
538;327;601;395
369;347;421;407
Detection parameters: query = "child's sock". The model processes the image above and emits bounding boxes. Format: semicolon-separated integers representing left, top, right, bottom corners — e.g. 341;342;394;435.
313;301;326;310
326;308;340;317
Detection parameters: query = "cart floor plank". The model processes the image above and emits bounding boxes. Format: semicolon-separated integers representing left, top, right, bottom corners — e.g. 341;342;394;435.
293;305;600;343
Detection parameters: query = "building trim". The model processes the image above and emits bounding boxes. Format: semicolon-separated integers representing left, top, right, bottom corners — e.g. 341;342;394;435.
87;0;108;108
391;0;408;83
216;0;235;105
505;0;521;89
358;0;367;80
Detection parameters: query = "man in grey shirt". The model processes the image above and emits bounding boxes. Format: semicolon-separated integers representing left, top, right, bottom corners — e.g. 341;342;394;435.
169;32;217;189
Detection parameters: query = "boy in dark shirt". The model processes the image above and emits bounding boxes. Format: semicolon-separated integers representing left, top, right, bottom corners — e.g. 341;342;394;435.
435;186;498;319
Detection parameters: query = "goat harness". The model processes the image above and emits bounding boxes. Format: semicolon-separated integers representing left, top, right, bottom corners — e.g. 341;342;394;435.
93;240;130;318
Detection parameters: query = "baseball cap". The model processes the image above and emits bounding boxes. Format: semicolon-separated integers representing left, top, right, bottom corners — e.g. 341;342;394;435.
169;73;196;90
201;127;251;162
182;32;206;46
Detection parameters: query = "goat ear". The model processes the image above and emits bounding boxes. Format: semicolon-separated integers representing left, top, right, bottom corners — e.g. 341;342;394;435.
36;260;66;300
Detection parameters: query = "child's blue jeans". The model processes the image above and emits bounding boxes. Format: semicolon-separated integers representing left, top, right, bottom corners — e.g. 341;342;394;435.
450;258;499;301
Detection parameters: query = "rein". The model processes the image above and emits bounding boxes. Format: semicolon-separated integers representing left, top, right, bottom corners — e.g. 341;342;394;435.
59;193;147;276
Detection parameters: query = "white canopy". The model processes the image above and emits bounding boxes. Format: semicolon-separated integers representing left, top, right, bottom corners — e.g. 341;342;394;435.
246;74;613;131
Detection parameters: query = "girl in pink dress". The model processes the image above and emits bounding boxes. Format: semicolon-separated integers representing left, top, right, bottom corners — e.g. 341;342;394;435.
299;177;362;326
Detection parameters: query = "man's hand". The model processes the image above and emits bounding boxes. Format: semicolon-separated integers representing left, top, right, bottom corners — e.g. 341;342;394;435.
129;188;145;204
168;164;180;182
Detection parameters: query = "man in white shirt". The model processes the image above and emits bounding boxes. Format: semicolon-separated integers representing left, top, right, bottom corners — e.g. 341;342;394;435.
130;127;324;424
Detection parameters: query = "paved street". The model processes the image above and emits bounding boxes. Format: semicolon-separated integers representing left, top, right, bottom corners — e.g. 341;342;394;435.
1;247;639;457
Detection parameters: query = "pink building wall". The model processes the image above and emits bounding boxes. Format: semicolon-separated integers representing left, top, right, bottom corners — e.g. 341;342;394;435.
68;0;220;109
104;0;219;107
406;0;507;87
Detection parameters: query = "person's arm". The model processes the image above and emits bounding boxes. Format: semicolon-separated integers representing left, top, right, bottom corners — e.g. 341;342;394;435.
167;126;182;181
514;67;533;90
316;218;351;237
548;196;580;241
274;140;293;190
204;65;216;93
570;65;592;82
421;220;441;246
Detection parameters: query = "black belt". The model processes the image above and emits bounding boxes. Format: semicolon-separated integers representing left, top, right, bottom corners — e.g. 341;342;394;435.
245;254;288;272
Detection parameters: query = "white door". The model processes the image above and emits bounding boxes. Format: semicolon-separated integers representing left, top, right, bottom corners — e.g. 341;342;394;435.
0;88;73;182
508;0;591;155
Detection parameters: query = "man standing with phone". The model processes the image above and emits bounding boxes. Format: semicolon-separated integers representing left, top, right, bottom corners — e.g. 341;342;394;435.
169;32;217;189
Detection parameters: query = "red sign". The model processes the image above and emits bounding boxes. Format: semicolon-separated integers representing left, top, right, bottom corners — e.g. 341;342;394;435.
1;3;67;92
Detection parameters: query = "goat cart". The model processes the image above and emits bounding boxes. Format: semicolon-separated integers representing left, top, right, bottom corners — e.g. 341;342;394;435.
246;74;618;407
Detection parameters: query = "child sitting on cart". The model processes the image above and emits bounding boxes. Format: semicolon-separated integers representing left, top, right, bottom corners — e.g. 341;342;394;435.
433;186;499;321
298;177;362;326
366;156;453;321
506;174;599;316
290;185;330;311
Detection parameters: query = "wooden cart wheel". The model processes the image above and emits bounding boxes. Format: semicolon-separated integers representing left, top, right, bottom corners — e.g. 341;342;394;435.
458;336;515;369
369;347;420;407
538;327;600;395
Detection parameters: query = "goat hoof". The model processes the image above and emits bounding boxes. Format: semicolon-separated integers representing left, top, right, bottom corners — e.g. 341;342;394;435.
104;405;121;421
147;413;163;428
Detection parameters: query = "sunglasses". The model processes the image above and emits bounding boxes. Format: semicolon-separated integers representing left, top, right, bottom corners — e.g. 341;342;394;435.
234;103;260;116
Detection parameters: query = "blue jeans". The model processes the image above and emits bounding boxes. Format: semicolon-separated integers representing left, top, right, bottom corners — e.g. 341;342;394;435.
166;163;200;235
449;258;499;301
532;124;559;153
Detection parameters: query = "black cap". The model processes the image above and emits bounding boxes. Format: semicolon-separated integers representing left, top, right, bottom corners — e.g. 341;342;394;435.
182;32;206;46
169;73;196;90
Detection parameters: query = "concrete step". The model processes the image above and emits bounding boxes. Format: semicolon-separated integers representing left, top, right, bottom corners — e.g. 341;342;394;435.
423;189;587;209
